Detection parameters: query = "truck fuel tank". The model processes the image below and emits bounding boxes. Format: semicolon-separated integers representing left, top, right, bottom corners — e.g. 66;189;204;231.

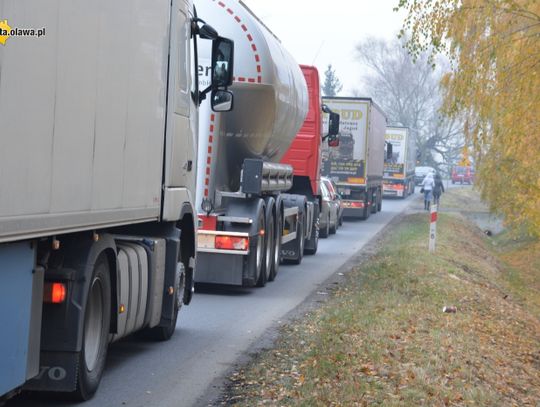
195;0;308;206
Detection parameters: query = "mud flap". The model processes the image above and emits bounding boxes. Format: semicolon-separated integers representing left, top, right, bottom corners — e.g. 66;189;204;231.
281;194;306;261
24;352;79;392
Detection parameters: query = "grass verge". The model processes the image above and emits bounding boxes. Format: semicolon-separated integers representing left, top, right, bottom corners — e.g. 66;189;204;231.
224;209;540;406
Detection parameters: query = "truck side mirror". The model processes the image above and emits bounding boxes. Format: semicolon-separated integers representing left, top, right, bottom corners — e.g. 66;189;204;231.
211;89;233;112
212;37;234;88
328;112;340;136
386;143;393;160
328;134;340;147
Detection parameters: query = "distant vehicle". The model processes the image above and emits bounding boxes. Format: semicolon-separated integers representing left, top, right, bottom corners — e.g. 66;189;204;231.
321;177;344;229
415;166;436;185
451;166;475;184
321;97;387;220
383;127;416;198
319;181;340;238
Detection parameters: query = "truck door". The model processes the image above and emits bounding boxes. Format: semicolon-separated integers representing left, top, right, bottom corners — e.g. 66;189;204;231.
164;3;198;194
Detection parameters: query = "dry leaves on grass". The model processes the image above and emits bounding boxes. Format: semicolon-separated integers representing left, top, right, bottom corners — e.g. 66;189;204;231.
223;214;540;407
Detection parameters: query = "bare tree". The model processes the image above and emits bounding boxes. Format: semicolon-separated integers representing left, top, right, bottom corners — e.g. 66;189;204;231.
355;37;464;174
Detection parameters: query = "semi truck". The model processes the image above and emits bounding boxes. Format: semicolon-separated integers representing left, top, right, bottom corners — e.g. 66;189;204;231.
383;127;416;198
322;97;387;219
0;0;233;400
193;0;339;287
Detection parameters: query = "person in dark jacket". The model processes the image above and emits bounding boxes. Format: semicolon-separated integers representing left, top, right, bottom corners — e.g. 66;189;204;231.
433;173;445;206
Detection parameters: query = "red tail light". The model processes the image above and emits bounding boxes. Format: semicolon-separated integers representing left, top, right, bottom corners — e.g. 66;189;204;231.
44;282;67;304
342;201;364;208
215;236;249;251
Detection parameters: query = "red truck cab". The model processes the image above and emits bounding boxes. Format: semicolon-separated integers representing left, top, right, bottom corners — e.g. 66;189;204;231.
279;65;339;253
280;65;322;196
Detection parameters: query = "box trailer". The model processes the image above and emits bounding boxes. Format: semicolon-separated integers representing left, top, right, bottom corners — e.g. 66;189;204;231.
383;127;416;198
322;97;386;219
0;0;233;400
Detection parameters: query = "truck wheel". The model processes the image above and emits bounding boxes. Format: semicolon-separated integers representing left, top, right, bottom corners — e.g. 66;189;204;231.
363;195;371;220
72;255;111;401
289;210;305;265
145;262;185;341
252;209;267;286
329;212;337;234
377;190;383;211
338;213;343;226
319;213;330;238
269;207;282;281
258;210;274;286
371;191;378;214
304;211;319;255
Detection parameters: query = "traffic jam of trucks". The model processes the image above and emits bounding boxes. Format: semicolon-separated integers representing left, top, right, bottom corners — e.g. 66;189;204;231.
0;0;421;402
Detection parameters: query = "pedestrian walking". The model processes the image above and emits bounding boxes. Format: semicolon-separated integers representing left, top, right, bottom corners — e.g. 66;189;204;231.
420;172;435;210
433;173;445;206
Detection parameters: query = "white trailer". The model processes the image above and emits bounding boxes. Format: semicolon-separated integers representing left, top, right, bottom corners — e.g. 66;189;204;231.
0;0;232;400
383;127;416;198
322;97;387;219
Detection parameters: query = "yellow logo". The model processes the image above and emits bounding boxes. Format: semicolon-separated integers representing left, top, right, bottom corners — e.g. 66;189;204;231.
0;19;11;45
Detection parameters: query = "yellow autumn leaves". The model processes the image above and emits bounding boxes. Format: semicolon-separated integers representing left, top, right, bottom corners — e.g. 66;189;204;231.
399;0;540;235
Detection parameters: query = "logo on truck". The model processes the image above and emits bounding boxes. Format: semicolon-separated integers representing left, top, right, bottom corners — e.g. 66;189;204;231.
0;20;11;45
0;19;46;45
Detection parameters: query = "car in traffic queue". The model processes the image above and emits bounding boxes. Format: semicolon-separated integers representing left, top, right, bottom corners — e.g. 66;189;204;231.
321;177;343;228
451;165;475;184
414;166;436;185
319;177;340;238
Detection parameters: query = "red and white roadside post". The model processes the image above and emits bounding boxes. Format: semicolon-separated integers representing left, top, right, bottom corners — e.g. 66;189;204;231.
429;204;438;253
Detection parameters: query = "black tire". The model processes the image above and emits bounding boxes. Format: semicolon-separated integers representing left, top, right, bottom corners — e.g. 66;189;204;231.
258;209;274;287
377;190;383;211
319;213;330;238
304;203;319;255
269;207;282;281
145;262;185;341
253;209;267;287
371;190;378;214
363;196;371;220
289;210;305;265
72;255;111;401
338;213;343;226
329;212;337;234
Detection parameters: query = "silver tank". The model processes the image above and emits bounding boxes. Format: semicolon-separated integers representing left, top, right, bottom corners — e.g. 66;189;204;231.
195;0;308;208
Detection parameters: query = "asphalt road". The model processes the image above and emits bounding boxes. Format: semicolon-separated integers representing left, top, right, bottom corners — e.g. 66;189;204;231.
10;195;415;407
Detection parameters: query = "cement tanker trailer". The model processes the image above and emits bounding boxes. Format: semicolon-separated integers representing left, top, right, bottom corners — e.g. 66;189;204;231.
193;0;337;287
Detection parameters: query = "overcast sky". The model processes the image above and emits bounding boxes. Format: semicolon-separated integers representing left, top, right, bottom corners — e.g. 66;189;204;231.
241;0;406;95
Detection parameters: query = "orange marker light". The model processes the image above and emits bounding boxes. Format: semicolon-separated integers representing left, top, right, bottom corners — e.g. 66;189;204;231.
44;282;67;304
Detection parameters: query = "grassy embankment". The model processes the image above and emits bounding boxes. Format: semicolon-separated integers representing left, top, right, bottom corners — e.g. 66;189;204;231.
224;188;540;406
